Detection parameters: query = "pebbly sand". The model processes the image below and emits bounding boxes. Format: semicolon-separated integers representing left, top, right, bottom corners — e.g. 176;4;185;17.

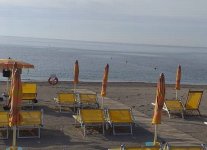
0;81;207;149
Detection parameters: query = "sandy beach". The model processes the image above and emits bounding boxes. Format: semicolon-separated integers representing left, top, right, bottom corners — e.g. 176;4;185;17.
0;81;207;150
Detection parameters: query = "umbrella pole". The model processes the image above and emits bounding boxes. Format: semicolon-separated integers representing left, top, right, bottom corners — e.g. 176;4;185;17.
101;97;104;108
74;84;76;93
153;124;157;145
12;126;17;149
176;90;178;100
6;78;9;94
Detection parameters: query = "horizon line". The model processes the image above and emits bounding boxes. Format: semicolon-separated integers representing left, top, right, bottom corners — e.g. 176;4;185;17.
0;34;207;49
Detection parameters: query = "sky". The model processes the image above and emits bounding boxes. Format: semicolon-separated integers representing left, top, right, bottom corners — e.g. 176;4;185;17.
0;0;207;47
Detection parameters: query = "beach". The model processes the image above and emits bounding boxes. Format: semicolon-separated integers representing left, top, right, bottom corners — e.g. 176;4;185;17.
0;81;207;149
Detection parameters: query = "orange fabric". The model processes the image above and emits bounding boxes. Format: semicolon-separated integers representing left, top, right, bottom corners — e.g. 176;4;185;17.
9;63;22;126
101;64;109;97
73;60;79;84
152;73;165;124
0;58;34;69
175;65;181;90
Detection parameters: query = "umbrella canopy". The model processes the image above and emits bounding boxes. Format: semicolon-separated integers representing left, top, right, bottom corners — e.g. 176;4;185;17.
152;73;165;124
0;58;34;70
9;63;22;127
175;65;181;90
101;64;109;97
73;60;79;84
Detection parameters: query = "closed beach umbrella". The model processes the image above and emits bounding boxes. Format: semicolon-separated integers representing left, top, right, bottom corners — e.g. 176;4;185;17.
101;64;109;108
73;60;79;92
9;62;22;149
152;73;165;145
175;65;181;99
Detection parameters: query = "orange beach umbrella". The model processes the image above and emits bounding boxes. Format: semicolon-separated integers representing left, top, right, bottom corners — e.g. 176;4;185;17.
152;73;165;144
0;58;34;94
9;62;22;149
175;65;181;90
0;58;34;69
10;64;22;126
74;60;79;84
175;65;181;99
73;60;79;92
101;64;109;97
101;64;109;108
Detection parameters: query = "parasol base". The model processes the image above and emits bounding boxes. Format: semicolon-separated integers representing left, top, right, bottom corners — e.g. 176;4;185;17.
145;141;160;146
6;146;22;150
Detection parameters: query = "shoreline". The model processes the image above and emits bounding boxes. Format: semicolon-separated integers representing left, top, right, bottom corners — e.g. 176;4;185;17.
1;80;207;88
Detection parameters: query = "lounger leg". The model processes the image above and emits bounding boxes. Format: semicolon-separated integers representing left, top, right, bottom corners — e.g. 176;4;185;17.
17;127;19;138
102;123;105;135
38;127;40;138
168;111;171;119
113;125;115;135
60;105;62;112
7;127;9;139
130;124;133;135
84;125;86;137
181;110;184;119
198;109;201;116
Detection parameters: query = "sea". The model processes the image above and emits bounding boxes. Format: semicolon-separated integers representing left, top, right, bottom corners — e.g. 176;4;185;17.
0;36;207;85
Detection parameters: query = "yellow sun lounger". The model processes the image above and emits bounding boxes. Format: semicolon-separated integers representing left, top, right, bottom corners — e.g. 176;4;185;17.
22;83;37;109
18;109;43;138
73;109;105;136
106;109;134;135
164;90;203;118
164;143;206;150
0;111;9;139
108;145;161;150
163;100;184;118
54;93;77;112
77;93;99;108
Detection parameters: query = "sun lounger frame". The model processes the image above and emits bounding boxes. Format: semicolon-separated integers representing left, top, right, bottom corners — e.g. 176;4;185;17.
54;92;77;112
17;109;43;138
163;90;203;118
106;108;134;135
21;83;38;109
77;93;99;109
108;144;161;150
163;100;185;119
164;143;207;150
73;109;105;136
